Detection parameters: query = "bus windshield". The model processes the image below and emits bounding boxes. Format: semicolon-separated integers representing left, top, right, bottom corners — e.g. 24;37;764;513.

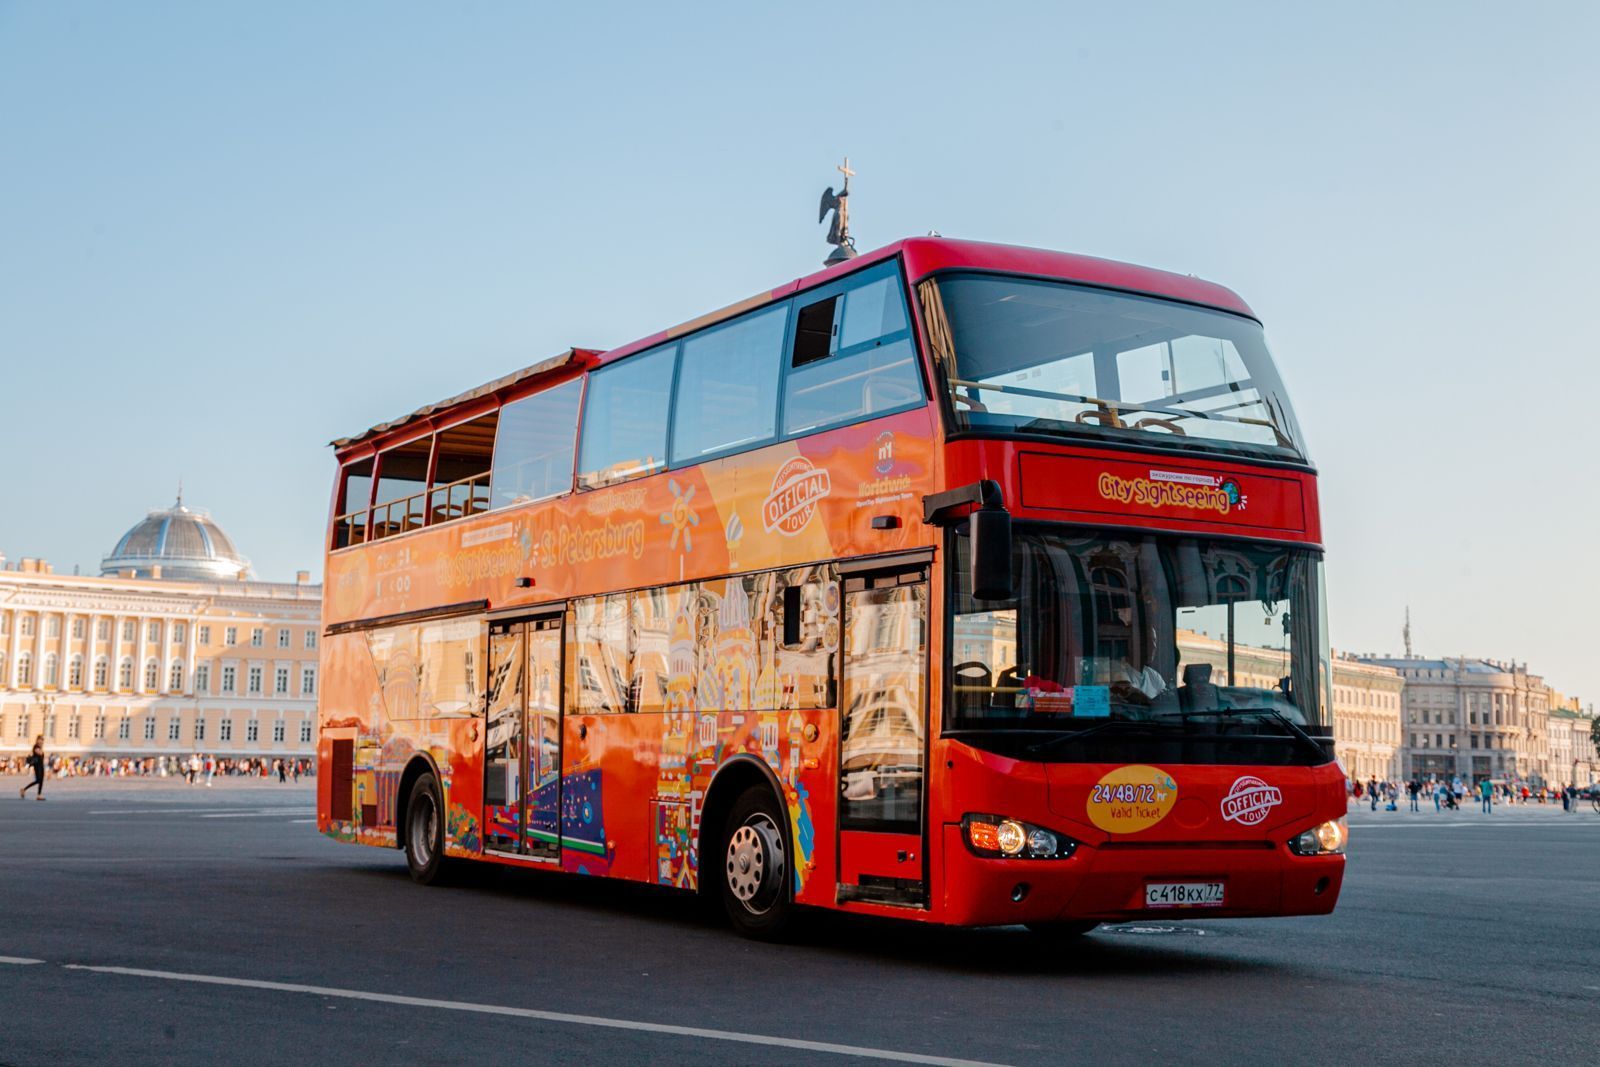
949;528;1327;737
926;273;1306;461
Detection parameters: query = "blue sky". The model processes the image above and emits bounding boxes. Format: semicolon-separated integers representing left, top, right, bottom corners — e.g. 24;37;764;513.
2;2;1596;701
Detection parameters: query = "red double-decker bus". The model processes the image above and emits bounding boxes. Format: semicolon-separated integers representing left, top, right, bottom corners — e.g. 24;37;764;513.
316;237;1346;938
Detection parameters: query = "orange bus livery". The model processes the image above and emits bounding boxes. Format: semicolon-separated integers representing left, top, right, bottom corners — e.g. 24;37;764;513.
317;238;1346;939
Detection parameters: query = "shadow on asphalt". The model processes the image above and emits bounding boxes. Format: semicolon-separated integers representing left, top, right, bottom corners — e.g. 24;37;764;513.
334;856;1284;980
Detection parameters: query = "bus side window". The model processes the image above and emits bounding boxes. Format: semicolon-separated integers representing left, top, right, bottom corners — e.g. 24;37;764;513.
491;378;582;508
782;272;923;437
577;344;676;490
332;457;374;549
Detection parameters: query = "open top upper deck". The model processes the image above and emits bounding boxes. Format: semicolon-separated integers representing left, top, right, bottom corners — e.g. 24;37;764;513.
324;237;1311;601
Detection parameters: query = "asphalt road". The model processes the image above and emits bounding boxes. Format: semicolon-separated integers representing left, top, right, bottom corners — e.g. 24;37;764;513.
2;780;1597;1065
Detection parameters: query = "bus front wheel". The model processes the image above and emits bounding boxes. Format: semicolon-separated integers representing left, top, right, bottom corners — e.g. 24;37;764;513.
404;772;455;886
718;787;794;940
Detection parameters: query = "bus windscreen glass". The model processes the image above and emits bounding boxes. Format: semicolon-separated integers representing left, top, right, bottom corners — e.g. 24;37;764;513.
931;274;1305;459
950;527;1326;747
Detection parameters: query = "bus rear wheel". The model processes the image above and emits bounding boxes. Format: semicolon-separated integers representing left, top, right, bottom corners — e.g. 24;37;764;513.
404;772;455;886
718;787;793;940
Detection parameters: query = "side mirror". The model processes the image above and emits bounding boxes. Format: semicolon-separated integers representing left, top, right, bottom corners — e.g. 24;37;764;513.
969;505;1013;600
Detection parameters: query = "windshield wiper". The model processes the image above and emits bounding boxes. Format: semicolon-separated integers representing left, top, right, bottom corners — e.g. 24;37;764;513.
1152;707;1328;761
1023;717;1156;757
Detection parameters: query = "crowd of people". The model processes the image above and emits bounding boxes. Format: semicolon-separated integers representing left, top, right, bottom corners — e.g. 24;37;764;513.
5;740;313;796
1350;774;1591;813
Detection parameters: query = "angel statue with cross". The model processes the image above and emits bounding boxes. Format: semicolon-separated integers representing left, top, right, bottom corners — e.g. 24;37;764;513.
818;157;859;266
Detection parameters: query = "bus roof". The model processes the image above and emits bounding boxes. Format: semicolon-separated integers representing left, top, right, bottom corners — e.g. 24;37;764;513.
331;237;1256;455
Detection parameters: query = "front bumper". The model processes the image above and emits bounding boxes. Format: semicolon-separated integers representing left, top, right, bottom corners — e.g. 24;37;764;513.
938;823;1344;927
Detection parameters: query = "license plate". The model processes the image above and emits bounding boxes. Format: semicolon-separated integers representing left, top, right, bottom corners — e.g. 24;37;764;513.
1145;881;1224;908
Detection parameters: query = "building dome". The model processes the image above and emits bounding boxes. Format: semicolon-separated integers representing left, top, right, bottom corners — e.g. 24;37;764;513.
101;495;251;581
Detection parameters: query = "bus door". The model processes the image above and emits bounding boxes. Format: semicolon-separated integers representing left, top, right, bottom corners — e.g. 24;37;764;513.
484;611;564;861
836;561;930;907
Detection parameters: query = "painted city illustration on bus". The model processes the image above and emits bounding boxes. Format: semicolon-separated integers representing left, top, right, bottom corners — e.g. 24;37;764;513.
316;237;1348;938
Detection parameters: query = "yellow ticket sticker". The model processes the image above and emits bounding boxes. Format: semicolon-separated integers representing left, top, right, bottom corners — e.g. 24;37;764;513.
1086;764;1179;833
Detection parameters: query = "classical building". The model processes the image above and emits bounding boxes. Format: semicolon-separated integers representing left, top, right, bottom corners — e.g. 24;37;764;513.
0;498;321;761
1330;654;1405;782
1359;654;1560;786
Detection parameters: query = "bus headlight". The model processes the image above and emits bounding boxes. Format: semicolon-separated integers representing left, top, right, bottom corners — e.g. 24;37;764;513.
1288;818;1347;856
962;813;1077;859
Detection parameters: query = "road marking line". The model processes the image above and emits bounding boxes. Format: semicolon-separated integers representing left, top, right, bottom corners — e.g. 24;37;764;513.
63;964;1006;1066
198;812;312;819
289;819;316;824
0;957;44;965
88;809;245;815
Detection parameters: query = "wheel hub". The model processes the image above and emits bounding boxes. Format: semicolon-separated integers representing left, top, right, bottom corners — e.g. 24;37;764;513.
725;813;786;915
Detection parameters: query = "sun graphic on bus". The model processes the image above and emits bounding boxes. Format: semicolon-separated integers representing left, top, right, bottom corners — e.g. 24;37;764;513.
660;479;700;553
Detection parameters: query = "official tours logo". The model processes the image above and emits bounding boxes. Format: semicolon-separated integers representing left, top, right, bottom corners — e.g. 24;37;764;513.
763;456;832;536
1219;775;1283;825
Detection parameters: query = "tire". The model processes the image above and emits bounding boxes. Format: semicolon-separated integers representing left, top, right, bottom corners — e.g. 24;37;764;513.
1025;920;1099;943
717;786;794;940
404;772;455;886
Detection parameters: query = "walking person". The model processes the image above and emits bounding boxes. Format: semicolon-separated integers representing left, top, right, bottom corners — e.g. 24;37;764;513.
19;735;46;801
1479;777;1493;814
1432;781;1442;812
1368;776;1379;811
1408;777;1421;812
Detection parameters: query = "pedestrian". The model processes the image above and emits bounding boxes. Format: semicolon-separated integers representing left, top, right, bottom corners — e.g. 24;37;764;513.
291;760;301;784
277;759;287;784
19;735;46;801
1433;781;1442;812
1368;776;1379;811
1479;777;1493;814
1408;777;1421;812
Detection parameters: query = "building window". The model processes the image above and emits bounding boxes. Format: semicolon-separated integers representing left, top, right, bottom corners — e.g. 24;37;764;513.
68;714;80;739
304;630;317;650
147;621;160;643
43;654;59;688
220;718;233;742
93;715;106;739
143;717;156;741
122;620;135;641
117;717;130;740
222;666;237;694
20;615;35;638
275;667;289;695
144;659;159;689
299;721;312;743
169;661;184;691
278;628;290;649
301;667;316;696
198;625;211;644
118;659;133;689
173;622;187;643
195;717;206;742
44;714;56;738
168;717;181;741
97;619;110;640
272;720;285;743
246;719;259;742
225;627;237;646
17;653;33;687
248;666;263;694
72;618;86;639
17;714;29;738
68;655;83;688
46;616;61;638
251;628;263;648
196;664;210;693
